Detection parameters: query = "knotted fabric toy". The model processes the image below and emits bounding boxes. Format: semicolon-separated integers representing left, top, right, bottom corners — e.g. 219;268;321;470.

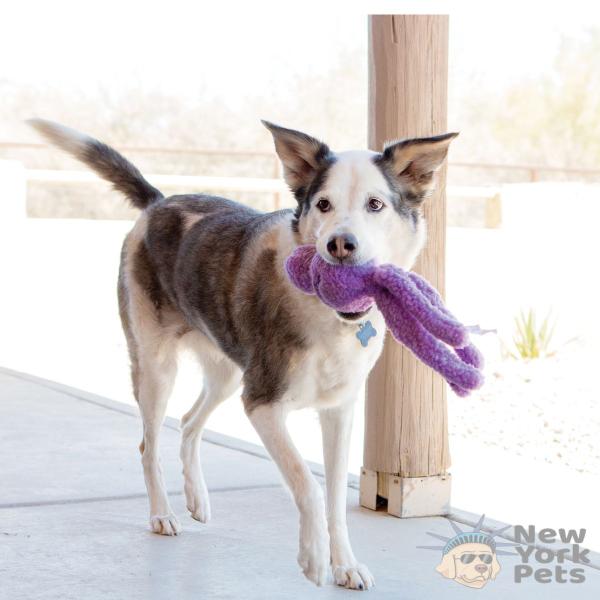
284;245;484;397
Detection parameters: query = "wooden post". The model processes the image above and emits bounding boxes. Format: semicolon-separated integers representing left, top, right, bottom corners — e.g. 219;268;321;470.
485;192;502;229
360;15;451;518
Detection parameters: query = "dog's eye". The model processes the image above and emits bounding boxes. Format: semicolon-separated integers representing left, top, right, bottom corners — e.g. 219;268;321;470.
459;554;476;564
316;198;331;213
367;197;384;212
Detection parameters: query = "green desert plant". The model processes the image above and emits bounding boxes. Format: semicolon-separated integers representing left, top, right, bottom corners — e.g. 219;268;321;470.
509;308;556;359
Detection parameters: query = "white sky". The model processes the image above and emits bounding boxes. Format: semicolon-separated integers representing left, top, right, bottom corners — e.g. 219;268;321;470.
1;0;600;129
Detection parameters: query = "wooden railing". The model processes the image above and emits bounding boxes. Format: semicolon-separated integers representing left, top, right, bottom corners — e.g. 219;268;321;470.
0;155;507;226
2;141;600;182
24;168;503;223
2;164;506;228
451;161;600;182
25;168;286;191
25;168;289;210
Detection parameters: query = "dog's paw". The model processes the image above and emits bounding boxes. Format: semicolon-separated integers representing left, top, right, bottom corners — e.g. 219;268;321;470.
184;480;211;523
149;513;181;536
297;529;330;586
333;563;375;590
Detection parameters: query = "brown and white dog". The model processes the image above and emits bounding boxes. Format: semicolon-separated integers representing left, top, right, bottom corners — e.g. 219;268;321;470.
30;119;456;590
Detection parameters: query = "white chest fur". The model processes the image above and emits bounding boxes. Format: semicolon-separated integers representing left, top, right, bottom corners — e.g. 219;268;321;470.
286;306;385;410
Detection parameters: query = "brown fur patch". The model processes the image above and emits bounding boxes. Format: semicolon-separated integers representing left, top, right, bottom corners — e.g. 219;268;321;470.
133;242;167;312
238;247;306;412
118;193;305;412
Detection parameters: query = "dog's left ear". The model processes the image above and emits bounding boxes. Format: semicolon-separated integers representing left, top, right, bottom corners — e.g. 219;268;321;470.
377;132;458;202
262;121;332;197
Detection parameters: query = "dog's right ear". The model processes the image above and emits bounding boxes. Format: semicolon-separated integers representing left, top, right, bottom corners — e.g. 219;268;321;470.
435;553;456;580
262;121;332;197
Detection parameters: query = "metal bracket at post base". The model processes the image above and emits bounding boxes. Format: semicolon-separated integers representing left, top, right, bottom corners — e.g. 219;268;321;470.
359;468;451;518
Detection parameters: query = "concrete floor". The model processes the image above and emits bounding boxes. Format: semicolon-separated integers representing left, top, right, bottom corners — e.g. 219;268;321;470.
1;367;599;599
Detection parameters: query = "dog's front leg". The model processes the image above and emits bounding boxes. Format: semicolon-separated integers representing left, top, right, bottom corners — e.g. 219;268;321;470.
320;403;374;590
248;403;330;586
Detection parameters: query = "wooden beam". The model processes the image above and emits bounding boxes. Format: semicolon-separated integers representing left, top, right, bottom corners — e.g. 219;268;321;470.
361;14;451;517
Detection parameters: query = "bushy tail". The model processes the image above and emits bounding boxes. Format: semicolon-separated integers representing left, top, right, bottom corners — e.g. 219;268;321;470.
27;119;163;209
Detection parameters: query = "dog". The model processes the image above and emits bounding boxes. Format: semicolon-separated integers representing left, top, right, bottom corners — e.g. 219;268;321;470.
436;541;501;588
30;118;456;590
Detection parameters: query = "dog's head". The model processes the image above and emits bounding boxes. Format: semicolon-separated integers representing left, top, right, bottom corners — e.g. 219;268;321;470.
264;121;457;270
436;542;501;589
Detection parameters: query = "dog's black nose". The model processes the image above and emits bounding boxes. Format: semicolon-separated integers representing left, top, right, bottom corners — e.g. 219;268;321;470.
326;233;358;260
475;564;488;573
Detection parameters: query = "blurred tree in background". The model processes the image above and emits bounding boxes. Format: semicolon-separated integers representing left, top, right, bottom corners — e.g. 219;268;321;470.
0;47;365;157
453;28;600;169
2;28;600;217
0;48;366;217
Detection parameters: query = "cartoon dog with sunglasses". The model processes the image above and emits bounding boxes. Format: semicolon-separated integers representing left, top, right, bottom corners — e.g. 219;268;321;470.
436;532;501;589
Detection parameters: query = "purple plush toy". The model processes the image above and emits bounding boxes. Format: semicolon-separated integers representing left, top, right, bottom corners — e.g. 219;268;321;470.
285;245;484;397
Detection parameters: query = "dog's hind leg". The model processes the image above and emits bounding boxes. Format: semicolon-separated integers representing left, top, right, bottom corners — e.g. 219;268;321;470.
121;285;180;536
180;347;242;523
119;225;182;536
137;340;180;535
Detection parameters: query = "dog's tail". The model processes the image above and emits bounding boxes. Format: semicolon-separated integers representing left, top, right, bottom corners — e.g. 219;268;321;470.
27;119;163;209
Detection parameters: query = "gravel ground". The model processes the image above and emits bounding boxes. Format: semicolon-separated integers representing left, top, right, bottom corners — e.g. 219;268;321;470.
449;336;600;475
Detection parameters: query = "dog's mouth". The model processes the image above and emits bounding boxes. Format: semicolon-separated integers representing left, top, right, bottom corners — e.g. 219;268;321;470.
336;307;371;321
459;573;487;583
318;250;368;268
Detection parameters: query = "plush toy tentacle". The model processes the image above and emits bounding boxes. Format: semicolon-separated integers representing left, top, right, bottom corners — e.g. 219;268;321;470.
455;344;484;370
450;382;471;397
407;271;445;307
375;265;469;349
377;289;484;392
409;271;485;369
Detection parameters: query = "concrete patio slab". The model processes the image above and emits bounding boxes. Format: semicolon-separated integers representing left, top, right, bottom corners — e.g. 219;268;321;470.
1;367;599;599
0;371;283;507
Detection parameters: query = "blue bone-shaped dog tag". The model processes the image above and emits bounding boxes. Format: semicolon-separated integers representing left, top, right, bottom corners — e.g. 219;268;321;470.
356;320;377;347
